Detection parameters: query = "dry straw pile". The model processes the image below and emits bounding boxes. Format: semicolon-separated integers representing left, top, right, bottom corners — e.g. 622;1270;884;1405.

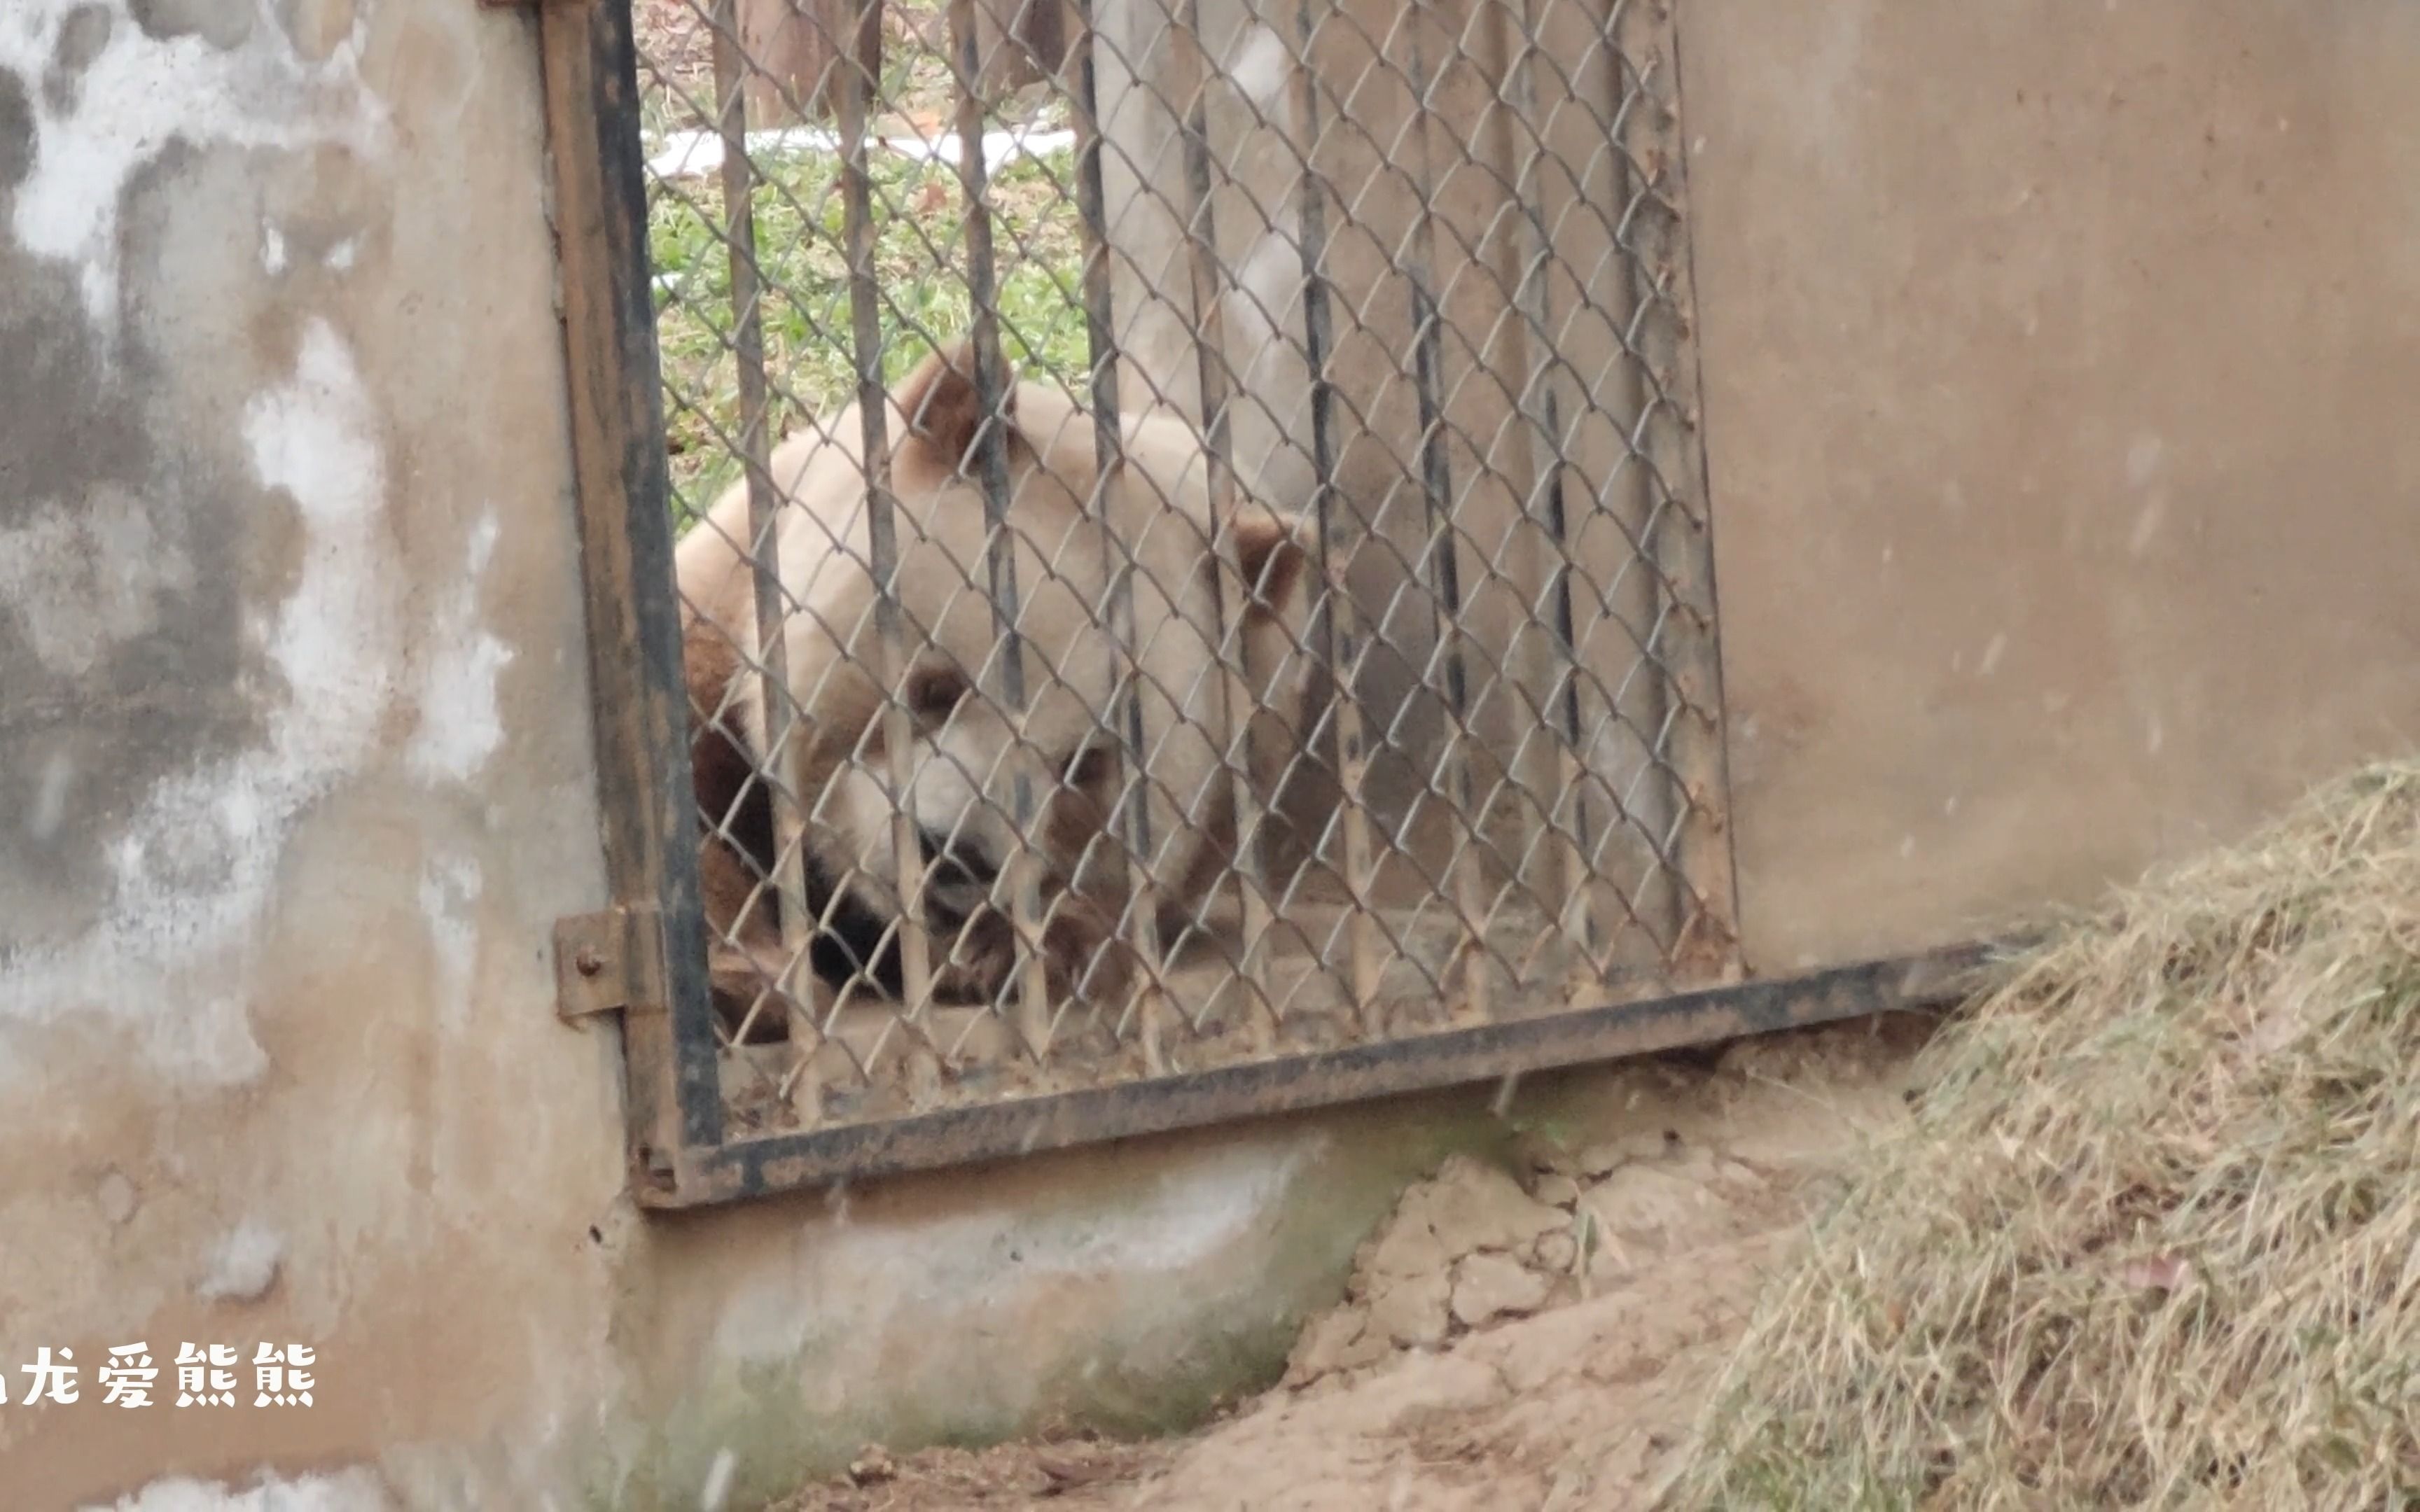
1683;762;2420;1508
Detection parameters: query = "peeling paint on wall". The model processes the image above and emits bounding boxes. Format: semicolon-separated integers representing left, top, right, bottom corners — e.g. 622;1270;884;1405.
0;318;400;1085
418;855;482;1033
194;1216;285;1303
27;750;76;842
87;1466;396;1512
407;510;512;785
0;482;196;678
0;0;391;344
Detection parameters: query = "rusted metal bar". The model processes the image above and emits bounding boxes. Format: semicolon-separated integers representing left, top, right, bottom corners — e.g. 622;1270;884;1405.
1609;11;1739;979
1552;2;1675;971
655;944;2002;1204
532;0;724;1195
1069;0;1174;1071
1398;0;1491;1022
1456;0;1563;974
1284;0;1382;1030
1501;0;1603;988
837;0;942;1042
708;0;832;1111
1168;0;1279;1051
945;0;1056;1054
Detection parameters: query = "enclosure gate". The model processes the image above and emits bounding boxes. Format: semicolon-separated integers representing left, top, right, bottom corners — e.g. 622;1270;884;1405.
524;0;1951;1207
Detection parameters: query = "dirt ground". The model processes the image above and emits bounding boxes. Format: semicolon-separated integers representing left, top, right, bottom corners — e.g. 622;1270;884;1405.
774;1011;1940;1511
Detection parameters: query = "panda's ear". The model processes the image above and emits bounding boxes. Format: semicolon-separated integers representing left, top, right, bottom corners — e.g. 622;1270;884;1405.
894;337;1029;476
1225;503;1314;617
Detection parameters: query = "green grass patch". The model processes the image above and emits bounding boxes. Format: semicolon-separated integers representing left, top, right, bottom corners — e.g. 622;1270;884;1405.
646;144;1090;526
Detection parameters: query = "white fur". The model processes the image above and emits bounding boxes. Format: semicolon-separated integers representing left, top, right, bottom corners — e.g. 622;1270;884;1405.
678;360;1314;992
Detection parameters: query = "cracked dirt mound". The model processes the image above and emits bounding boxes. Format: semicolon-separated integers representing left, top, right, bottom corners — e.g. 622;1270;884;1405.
781;1010;1938;1511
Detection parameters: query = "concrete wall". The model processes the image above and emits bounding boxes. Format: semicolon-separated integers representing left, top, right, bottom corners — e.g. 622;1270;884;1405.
0;4;1517;1508
0;0;622;1501
1678;0;2420;969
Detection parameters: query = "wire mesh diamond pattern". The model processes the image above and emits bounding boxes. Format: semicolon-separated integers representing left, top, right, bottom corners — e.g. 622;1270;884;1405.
622;0;1734;1150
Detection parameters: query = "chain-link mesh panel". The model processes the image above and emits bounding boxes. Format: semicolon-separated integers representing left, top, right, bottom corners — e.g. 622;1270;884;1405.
628;0;1732;1144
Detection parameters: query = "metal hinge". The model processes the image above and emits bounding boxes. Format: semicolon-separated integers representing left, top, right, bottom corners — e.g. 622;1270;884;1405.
552;904;666;1023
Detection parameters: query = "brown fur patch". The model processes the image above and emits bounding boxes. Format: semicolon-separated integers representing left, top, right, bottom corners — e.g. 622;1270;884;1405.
680;528;889;1040
699;836;793;1040
680;578;792;1042
1230;504;1312;608
905;756;1134;1012
892;337;1027;482
925;886;1132;1010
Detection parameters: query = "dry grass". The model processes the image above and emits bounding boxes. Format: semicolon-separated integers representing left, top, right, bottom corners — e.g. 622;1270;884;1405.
1683;761;2420;1509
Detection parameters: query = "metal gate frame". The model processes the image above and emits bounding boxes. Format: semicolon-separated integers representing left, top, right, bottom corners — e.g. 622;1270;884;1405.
516;0;1991;1209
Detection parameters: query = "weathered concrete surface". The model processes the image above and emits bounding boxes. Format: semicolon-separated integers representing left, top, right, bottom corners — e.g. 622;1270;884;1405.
0;0;625;1502
1678;0;2420;969
0;4;1512;1508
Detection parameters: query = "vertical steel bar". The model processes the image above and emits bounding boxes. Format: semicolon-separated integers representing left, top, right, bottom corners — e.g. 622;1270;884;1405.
1398;1;1491;1021
1069;0;1174;1073
1286;0;1382;1028
1169;0;1279;1051
1611;9;1740;979
1559;0;1672;974
1462;0;1557;958
710;0;830;1107
837;0;940;1030
1432;0;1527;966
947;0;1057;1056
1502;0;1604;986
